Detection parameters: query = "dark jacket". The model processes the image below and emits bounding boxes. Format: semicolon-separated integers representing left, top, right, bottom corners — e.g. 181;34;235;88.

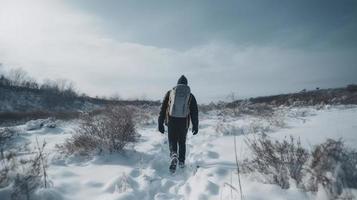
158;90;198;130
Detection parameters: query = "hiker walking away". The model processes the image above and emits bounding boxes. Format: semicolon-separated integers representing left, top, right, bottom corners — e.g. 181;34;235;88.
158;75;199;173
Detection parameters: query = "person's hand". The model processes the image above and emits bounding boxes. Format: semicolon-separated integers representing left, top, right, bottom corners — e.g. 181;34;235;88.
158;123;165;134
192;126;198;135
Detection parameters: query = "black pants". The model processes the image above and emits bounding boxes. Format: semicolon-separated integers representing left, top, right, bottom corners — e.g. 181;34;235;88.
167;117;188;162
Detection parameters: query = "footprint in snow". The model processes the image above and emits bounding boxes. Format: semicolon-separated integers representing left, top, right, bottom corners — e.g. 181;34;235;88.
206;151;219;159
83;181;103;188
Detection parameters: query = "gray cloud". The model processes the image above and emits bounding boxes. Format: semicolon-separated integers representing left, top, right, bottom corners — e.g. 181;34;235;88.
70;0;357;50
0;0;356;103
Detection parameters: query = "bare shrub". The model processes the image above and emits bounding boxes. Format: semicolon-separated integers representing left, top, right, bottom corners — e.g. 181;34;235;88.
0;150;16;188
305;139;357;198
215;122;245;136
11;140;48;200
245;136;357;198
216;115;285;137
0;127;16;147
245;135;309;189
239;103;274;117
131;105;159;126
60;106;138;155
0;140;48;200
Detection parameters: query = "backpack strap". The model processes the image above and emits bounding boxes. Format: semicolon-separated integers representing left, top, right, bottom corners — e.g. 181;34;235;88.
186;94;193;129
165;90;172;125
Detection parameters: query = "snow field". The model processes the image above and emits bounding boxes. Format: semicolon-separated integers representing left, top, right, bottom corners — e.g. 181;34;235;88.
2;105;357;200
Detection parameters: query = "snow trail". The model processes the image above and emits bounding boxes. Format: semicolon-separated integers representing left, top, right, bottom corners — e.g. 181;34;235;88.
42;124;224;200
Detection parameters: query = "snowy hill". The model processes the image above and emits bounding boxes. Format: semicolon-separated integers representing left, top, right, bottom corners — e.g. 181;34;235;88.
0;84;159;126
1;105;357;200
226;86;357;108
0;84;159;112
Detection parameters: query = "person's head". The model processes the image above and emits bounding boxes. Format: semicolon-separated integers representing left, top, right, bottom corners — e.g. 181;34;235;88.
177;75;188;85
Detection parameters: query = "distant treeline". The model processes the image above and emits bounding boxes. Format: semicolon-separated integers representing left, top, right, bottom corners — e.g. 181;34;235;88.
198;84;357;113
226;85;357;108
0;67;160;114
0;68;78;98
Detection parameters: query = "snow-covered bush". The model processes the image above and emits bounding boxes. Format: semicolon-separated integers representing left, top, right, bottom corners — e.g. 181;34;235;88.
245;136;357;198
0;140;49;200
25;118;56;131
215;122;245;136
60;106;138;155
218;103;274;118
0;127;16;147
245;135;308;189
0;151;15;188
305;139;357;198
131;105;159;126
215;113;286;136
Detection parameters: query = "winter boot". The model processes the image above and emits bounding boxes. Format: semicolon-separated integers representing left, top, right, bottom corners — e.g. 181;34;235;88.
169;154;178;173
179;161;185;168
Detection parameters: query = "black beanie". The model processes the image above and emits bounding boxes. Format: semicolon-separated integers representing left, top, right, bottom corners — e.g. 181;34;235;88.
177;75;188;85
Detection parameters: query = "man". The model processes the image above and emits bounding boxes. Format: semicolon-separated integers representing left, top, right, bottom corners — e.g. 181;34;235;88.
158;75;199;173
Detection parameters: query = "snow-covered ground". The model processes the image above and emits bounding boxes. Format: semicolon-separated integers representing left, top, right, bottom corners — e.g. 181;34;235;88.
1;105;357;200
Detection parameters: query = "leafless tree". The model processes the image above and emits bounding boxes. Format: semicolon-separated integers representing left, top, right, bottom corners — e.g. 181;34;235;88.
110;93;121;101
55;78;75;93
8;68;29;87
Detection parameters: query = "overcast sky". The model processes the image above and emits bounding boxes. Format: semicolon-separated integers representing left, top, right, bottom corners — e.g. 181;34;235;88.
0;0;356;102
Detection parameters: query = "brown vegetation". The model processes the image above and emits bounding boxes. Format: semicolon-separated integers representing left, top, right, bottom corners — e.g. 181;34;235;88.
59;106;138;155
